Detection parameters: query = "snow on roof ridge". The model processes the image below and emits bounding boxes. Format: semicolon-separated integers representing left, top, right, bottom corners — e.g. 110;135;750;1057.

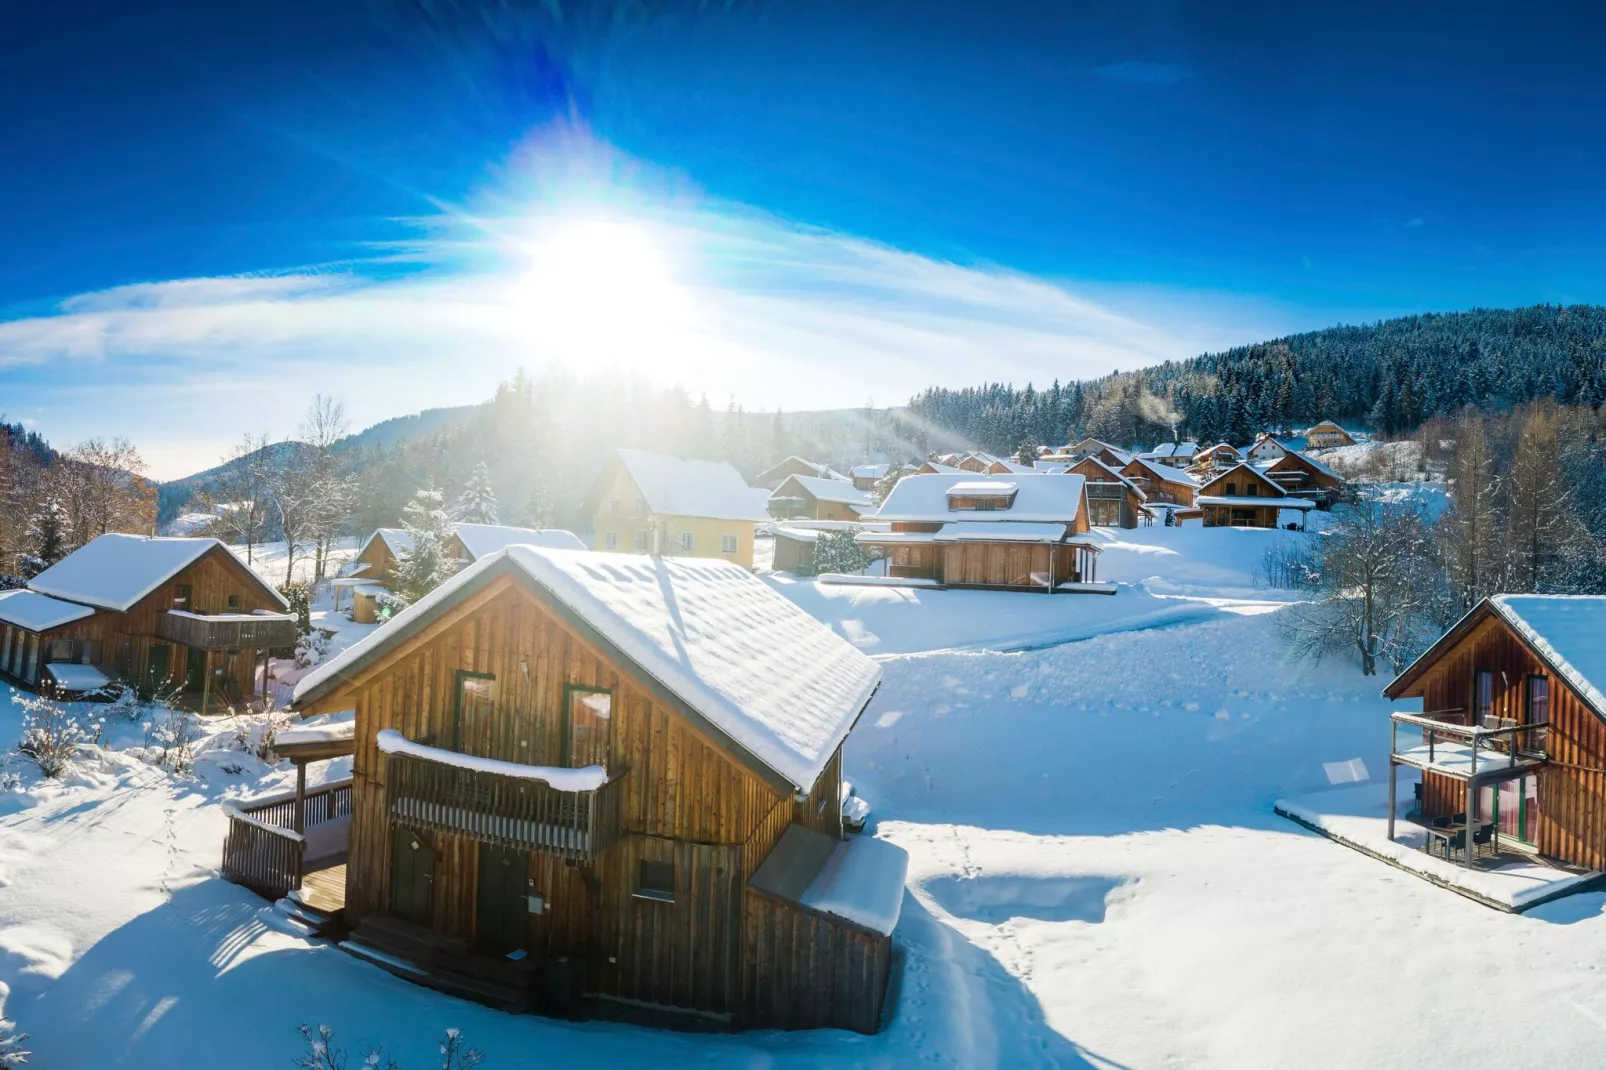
873;471;1086;523
617;448;772;522
297;547;881;791
28;533;287;613
453;522;585;559
1489;595;1606;718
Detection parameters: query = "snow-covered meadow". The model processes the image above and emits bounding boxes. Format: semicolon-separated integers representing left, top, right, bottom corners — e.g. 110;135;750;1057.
4;521;1606;1068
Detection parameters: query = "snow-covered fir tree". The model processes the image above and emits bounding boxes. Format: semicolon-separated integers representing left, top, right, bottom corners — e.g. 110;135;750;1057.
453;462;499;524
394;485;460;603
813;530;873;575
22;497;70;577
0;1014;28;1068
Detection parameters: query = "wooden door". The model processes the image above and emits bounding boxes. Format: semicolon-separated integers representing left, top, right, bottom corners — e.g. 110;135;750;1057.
389;825;435;926
475;844;530;955
145;643;170;694
185;645;205;692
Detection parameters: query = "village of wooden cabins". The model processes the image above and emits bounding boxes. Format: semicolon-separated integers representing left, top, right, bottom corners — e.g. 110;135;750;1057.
0;420;1365;1033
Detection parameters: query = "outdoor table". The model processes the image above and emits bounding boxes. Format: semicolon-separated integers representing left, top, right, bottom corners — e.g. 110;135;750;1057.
1425;823;1467;862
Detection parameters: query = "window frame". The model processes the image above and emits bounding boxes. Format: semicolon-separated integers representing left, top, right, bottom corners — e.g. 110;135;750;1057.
633;859;676;904
719;534;738;554
1474;668;1494;727
451;670;497;753
680;531;695;552
603;531;618;550
561;684;614;769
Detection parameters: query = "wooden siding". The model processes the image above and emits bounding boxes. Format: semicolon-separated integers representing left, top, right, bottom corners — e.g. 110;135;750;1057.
741;891;891;1034
313;572;868;1022
1397;611;1606;870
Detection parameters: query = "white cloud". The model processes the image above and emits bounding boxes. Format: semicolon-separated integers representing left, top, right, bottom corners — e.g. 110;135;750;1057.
0;202;1280;478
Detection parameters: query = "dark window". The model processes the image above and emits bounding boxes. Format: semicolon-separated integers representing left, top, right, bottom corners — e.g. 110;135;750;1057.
48;638;74;662
1475;669;1494;726
634;859;676;903
173;584;192;611
1244;483;1259;497
226;594;239;609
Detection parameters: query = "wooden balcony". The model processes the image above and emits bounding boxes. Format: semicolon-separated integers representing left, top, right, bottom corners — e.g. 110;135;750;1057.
156;610;299;651
1389;710;1548;784
221;778;353;901
385;747;625;862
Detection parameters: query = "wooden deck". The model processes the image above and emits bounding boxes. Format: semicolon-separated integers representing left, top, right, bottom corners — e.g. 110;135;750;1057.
299;863;347;913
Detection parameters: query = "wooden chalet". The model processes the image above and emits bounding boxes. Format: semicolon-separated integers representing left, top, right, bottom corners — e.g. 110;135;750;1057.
1120;457;1199;509
1065;438;1132;469
848;464;888;491
1064;457;1145;528
1139;441;1198;468
1189;442;1244;475
344;525;585;623
954;453;994;474
983;458;1037;476
1382;595;1606;872
1304;420;1357;449
855;472;1106;592
916;460;966;476
768;474;873;522
586;449;771;568
753;456;844;491
282;547;904;1032
1196;463;1315;529
1255;446;1345;509
5;534;295;710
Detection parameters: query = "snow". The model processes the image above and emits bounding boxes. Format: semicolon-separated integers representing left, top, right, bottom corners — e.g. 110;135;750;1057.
873;472;1087;523
302;548;883;792
779;474;873;507
1127;456;1199;486
799;834;910;936
166;608;296;623
451;523;585;560
932;521;1068;542
227;536;359;586
275;721;356;748
0;590;95;632
1488;595;1606;718
375;729;606;792
29;534;290;613
18;504;1606;1067
616;448;771;522
221;801;306;843
1197;495;1315;509
946;479;1015;495
40;663;113;692
850;464;888;480
1275;779;1590;911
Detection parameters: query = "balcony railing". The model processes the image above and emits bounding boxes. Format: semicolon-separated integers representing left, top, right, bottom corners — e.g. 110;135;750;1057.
221;778;353;900
157;610;299;651
385;747;625;862
1389;710;1548;782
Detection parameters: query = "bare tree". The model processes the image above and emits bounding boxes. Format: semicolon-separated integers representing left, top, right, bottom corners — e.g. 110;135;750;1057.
1272;491;1442;676
300;395;353;581
57;437;155;543
212;433;273;564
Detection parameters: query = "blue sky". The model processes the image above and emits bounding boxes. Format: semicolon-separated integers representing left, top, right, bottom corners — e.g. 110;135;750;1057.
4;1;1606;476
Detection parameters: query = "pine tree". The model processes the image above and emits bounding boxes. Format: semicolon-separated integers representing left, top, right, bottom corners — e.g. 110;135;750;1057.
453;462;499;524
23;497;69;577
394;485;460;603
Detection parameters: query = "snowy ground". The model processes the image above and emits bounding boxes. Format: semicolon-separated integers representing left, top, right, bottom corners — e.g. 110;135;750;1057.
7;519;1606;1067
227;537;359;589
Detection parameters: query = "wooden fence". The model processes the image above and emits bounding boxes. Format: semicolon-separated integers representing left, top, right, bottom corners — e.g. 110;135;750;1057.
221;778;353;900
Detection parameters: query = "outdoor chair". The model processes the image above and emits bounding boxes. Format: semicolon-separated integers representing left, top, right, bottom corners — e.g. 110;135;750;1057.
1472;823;1495;859
1446;829;1467;859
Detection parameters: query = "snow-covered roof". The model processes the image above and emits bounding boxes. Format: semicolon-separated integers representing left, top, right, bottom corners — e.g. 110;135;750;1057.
0;589;97;632
42;662;113;692
775;475;873;507
934;521;1068;542
276;720;356;749
617;449;772;522
873;472;1086;524
920;461;966;474
1125;457;1200;487
1032;461;1069;473
1267;444;1342;481
28;534;288;613
749;823;908;936
1200;462;1286;497
849;464;888;479
377;728;606;792
359;527;413;559
987;459;1037;474
949;480;1016;496
757;456;848;483
1073;457;1147;500
296;547;882;792
453;523;585;560
1490;596;1606;720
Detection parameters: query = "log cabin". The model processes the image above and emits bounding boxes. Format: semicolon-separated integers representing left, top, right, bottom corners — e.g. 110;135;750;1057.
1304;420;1357;449
7;534;296;710
1382;595;1606;872
1064;438;1132;469
289;546;904;1032
585;449;771;568
848;464;888;491
1189;442;1245;475
855;472;1105;592
1064;457;1146;528
767;474;873;522
1196;463;1315;529
345;525;586;623
1255;447;1346;509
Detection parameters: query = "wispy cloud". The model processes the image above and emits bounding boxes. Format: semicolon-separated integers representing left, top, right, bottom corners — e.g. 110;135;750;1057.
1;134;1274;476
1093;61;1192;87
1404;216;1424;229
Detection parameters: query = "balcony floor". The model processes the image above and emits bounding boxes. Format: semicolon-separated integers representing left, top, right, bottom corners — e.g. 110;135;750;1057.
298;862;347;914
1392;739;1546;782
1275;775;1597;912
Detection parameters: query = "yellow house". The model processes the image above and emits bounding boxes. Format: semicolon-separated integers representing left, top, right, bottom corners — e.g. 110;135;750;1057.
586;449;771;568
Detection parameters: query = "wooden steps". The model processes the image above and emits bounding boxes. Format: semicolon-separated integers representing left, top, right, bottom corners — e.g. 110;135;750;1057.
342;916;538;1013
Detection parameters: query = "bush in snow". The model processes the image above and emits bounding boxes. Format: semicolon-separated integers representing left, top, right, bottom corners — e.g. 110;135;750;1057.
141;705;200;775
813;530;873;575
296;628;332;669
293;1024;483;1070
233;707;293;763
0;1014;29;1067
375;591;409;620
104;684;146;723
15;690;104;778
0;574;23;592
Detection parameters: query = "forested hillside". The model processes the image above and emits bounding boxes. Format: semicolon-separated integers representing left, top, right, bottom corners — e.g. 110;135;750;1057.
910;304;1606;453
